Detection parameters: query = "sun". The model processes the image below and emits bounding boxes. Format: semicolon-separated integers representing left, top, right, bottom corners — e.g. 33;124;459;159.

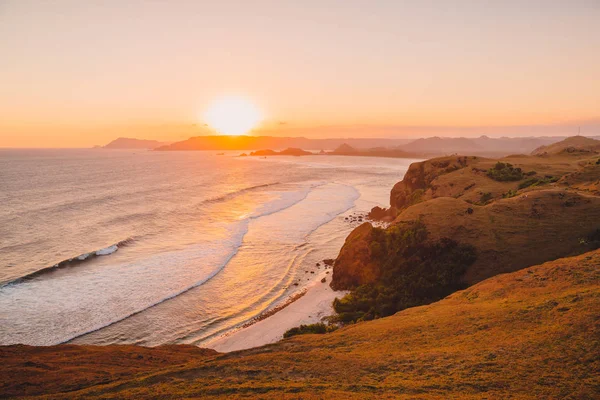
203;96;263;135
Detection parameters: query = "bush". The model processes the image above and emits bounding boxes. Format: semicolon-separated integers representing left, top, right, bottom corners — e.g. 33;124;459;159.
332;222;476;324
486;162;524;181
480;192;493;204
503;189;518;198
518;176;559;190
518;177;539;189
283;323;336;338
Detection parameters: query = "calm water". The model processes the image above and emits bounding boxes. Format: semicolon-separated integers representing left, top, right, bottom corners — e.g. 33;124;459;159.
0;149;416;346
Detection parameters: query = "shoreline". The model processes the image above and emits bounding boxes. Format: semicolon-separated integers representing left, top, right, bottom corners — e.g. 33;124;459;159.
206;268;346;353
204;216;371;353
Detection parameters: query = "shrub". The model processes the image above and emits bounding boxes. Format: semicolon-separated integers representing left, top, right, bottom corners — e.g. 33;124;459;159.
503;189;518;198
518;178;539;189
283;323;336;338
332;222;476;324
486;162;524;181
480;192;493;204
518;176;559;190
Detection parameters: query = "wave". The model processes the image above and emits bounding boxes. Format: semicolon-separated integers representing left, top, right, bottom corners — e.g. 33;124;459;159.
201;182;281;206
1;238;134;287
54;185;316;345
61;223;249;346
0;182;347;346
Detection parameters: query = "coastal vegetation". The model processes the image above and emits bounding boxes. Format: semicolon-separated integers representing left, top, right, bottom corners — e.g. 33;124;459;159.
332;223;476;323
283;323;337;338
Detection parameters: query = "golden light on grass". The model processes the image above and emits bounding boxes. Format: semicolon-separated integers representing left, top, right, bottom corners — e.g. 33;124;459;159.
204;96;263;135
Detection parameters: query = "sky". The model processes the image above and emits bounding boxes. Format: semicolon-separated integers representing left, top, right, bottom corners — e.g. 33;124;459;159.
1;0;599;147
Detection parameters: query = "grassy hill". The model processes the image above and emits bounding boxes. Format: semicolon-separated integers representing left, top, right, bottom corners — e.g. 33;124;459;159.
1;249;598;398
531;135;600;155
334;150;599;290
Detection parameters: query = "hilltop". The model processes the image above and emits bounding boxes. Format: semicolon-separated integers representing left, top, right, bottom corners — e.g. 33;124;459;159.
1;249;598;398
531;135;600;155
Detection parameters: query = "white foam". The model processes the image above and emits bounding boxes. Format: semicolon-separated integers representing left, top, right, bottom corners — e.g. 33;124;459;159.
0;185;321;346
95;245;118;256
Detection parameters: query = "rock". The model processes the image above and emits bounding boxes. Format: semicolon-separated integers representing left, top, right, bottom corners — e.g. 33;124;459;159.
326;271;329;274
368;206;395;221
321;277;326;283
323;259;335;266
467;207;474;214
330;223;380;290
293;282;299;286
310;271;314;274
316;263;320;267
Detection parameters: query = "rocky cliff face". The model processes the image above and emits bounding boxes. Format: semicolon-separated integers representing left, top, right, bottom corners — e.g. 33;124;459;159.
330;223;379;290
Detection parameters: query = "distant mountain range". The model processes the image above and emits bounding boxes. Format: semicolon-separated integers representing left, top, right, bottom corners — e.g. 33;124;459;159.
153;136;413;151
396;135;571;156
103;135;600;157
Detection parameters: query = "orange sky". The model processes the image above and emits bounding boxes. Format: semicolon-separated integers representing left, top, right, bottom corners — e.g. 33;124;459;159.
1;1;599;147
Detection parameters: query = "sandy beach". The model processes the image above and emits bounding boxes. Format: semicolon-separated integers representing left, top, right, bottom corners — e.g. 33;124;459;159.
207;269;346;353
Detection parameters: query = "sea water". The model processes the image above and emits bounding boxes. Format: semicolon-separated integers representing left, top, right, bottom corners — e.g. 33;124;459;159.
0;149;416;346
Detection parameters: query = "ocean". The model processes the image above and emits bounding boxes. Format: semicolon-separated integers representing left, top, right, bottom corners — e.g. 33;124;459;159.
0;149;416;346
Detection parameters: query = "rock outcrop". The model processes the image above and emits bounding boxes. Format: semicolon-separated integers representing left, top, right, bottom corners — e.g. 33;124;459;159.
330;223;379;290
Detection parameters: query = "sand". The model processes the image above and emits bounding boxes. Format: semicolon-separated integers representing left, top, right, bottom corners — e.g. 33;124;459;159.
207;270;346;353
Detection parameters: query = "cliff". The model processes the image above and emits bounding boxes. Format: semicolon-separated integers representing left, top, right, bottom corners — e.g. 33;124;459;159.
332;150;600;300
329;222;379;290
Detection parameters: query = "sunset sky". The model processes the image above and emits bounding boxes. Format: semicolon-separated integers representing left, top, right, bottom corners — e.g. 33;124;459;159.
1;0;599;147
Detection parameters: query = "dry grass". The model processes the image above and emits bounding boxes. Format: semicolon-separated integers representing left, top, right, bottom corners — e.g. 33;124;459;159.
387;153;600;284
2;250;598;399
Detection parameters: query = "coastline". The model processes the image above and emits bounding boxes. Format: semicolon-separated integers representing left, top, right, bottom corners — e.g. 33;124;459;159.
206;268;346;353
